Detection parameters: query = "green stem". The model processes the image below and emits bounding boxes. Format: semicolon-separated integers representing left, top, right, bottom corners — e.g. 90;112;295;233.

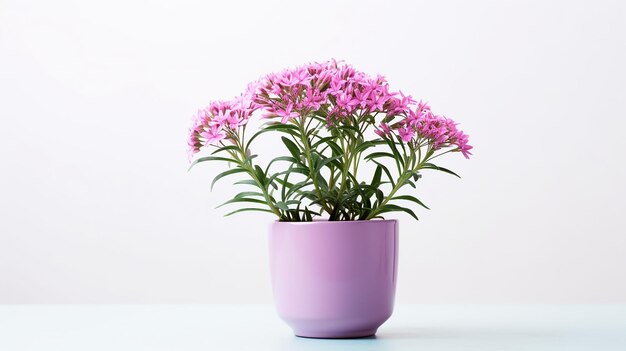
331;133;356;220
365;173;409;220
365;148;434;220
228;148;285;220
297;119;333;215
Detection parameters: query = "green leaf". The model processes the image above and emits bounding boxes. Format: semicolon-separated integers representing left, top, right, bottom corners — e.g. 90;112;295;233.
247;123;300;146
352;183;382;195
311;136;337;148
354;140;384;154
335;124;363;139
371;160;395;187
316;173;329;190
217;197;267;208
395;134;407;155
344;173;368;205
376;204;419;220
286;167;310;177
234;179;261;188
267;167;309;188
242;154;258;165
285;180;313;199
408;149;417;167
254;165;266;186
265;156;299;174
262;122;299;132
187;156;235;171
421;163;461;178
314;155;343;174
274;201;291;211
233;191;265;199
268;179;278;190
411;171;422;181
375;189;384;206
292;203;302;221
390;195;430;210
371;165;382;187
281;137;302;160
224;208;274;217
325;140;343;155
384;138;403;174
211;145;239;155
310;152;322;169
211;168;246;190
364;152;396;161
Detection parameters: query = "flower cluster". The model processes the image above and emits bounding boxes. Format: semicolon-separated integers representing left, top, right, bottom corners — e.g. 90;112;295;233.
187;92;257;159
393;101;473;158
188;59;471;159
253;60;413;126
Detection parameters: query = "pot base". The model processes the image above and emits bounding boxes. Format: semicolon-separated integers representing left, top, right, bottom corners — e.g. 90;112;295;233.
294;328;377;339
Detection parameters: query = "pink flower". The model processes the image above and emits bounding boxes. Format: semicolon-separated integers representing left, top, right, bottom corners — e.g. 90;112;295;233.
386;91;415;116
302;88;326;111
276;102;299;124
398;126;414;142
211;110;229;127
381;122;391;134
327;78;345;96
374;122;392;137
368;93;388;112
335;92;359;112
277;67;312;87
226;112;242;129
354;87;372;109
187;128;202;160
201;124;226;145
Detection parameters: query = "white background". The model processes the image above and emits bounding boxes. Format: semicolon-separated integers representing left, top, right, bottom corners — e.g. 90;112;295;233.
1;0;625;304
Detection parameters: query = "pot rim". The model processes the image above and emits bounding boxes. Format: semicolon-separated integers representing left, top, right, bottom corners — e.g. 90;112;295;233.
271;219;398;225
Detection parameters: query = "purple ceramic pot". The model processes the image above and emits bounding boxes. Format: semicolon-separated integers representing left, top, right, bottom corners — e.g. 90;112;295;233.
269;220;399;338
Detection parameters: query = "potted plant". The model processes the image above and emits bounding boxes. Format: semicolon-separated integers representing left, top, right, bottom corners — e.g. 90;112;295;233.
187;60;472;338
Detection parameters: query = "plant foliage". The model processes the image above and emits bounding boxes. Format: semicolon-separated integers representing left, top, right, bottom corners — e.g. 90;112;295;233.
187;60;472;221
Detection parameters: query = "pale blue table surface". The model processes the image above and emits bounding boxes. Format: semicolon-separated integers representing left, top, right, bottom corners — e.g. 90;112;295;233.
1;304;625;350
